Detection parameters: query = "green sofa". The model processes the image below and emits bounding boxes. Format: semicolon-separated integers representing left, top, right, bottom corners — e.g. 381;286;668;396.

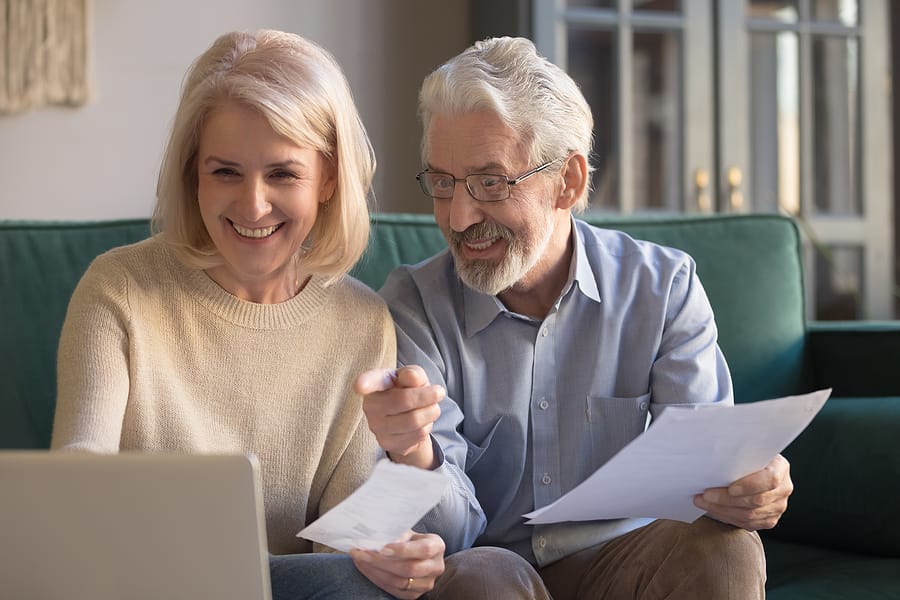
2;213;898;598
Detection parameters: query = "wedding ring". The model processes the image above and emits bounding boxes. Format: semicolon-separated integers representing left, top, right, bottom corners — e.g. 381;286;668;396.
403;577;414;591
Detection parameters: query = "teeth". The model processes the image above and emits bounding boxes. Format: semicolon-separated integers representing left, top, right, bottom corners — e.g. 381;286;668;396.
466;238;497;251
232;222;280;238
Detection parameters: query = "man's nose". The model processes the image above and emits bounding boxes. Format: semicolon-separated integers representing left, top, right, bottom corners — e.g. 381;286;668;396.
448;180;484;233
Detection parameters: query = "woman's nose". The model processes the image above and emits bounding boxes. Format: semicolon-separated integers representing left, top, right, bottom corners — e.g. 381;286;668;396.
238;177;271;221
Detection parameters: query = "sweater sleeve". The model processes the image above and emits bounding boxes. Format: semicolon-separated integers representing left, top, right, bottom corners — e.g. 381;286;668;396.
311;301;394;553
51;256;131;453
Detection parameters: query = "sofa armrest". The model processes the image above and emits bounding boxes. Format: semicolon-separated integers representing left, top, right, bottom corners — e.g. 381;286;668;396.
807;321;900;397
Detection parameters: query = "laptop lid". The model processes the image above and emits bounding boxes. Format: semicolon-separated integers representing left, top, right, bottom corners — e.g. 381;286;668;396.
0;451;272;600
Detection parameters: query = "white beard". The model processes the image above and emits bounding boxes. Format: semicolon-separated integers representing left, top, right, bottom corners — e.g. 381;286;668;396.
449;208;556;296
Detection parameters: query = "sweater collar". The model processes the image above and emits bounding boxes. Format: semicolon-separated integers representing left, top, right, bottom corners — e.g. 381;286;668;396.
168;249;333;330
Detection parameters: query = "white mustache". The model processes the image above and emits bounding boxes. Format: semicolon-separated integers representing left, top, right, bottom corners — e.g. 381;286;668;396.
449;223;513;245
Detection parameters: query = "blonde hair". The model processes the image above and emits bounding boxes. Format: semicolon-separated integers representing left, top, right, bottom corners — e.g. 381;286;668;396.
419;37;594;212
153;29;375;280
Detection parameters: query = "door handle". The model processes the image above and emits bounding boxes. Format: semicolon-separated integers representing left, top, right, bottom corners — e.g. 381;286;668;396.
694;168;711;212
727;167;744;211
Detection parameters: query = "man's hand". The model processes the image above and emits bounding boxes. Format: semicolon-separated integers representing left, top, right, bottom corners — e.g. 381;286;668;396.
694;453;793;531
355;366;444;469
350;531;446;599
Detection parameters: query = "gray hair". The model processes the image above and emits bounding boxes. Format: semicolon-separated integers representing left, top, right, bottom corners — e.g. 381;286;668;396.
418;36;594;211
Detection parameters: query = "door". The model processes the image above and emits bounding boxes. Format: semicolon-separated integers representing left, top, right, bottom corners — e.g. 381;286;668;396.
719;0;892;320
533;0;893;319
535;0;715;214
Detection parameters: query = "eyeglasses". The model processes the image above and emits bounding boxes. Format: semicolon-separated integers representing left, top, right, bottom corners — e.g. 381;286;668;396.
415;158;562;202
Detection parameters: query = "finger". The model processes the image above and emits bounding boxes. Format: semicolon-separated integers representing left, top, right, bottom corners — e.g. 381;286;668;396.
376;404;441;436
695;491;789;530
379;422;435;457
704;502;786;531
698;485;778;508
355;368;399;395
381;532;446;561
394;365;430;388
728;454;791;496
364;385;445;417
351;548;441;592
399;574;437;599
351;552;418;598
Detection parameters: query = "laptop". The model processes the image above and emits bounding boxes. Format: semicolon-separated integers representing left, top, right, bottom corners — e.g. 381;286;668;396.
0;451;272;600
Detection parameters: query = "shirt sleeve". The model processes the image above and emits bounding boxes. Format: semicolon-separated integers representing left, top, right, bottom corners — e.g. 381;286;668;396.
380;269;487;554
649;257;734;417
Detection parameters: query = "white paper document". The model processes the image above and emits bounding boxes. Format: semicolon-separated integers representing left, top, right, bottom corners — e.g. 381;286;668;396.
523;389;831;525
297;458;449;552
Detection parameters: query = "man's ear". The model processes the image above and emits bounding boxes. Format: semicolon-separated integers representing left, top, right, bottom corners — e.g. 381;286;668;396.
555;153;588;210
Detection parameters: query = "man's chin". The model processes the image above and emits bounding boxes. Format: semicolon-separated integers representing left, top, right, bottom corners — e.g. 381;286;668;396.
456;264;509;296
450;246;517;294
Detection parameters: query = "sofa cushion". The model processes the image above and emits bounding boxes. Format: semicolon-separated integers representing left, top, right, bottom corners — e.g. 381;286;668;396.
766;396;900;556
764;537;900;598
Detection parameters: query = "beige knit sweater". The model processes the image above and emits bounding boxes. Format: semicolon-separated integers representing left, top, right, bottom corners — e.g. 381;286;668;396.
51;236;395;554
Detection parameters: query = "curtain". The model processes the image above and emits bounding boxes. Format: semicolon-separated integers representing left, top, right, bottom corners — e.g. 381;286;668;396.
0;0;90;115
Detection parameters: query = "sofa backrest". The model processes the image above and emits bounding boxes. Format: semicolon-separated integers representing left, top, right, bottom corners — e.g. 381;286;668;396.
0;213;808;449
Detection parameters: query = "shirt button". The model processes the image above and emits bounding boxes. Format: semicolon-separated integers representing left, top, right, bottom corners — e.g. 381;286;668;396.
541;328;549;337
640;401;649;411
538;537;547;548
539;399;549;410
541;473;552;485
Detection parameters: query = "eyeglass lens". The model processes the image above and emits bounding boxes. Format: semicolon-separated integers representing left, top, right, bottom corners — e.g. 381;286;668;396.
419;172;510;202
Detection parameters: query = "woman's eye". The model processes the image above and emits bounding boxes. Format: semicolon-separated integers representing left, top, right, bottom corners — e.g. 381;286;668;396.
271;170;299;181
212;167;238;177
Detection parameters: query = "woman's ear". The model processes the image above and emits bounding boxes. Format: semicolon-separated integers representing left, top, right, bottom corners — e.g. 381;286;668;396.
556;153;588;210
320;157;338;204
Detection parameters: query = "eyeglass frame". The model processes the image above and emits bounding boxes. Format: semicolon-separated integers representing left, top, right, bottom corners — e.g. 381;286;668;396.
415;158;563;202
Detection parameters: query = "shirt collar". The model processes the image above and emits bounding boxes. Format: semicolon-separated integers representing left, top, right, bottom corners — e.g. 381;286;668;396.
462;283;506;337
462;216;602;337
571;218;602;304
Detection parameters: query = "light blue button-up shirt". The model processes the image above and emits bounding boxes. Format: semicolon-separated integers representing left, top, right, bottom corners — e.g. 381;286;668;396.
387;218;733;566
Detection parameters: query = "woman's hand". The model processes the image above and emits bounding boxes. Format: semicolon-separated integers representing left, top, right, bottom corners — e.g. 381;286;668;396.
349;531;445;599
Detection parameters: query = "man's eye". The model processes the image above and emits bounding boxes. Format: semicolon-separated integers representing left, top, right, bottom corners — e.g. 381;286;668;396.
431;176;454;190
480;175;504;188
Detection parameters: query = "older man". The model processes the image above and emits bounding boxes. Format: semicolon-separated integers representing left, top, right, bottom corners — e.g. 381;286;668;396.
355;37;791;599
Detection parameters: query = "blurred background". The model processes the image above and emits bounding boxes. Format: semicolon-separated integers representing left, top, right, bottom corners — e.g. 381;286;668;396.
0;0;895;321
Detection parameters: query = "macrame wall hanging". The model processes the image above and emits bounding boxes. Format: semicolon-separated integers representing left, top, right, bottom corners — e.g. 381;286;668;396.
0;0;90;115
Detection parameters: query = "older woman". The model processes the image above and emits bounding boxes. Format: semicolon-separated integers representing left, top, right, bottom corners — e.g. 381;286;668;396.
51;30;444;599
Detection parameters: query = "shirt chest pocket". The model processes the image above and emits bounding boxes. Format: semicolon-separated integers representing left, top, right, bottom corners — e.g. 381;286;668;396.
464;415;504;471
586;393;651;468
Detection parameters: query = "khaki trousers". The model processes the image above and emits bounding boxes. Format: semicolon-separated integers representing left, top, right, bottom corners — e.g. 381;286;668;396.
429;517;765;600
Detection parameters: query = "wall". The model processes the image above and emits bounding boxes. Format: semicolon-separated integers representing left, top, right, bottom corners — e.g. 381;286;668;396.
893;1;900;318
0;0;470;220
